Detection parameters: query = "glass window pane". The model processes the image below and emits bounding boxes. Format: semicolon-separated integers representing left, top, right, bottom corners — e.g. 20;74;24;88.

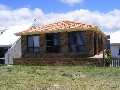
77;32;85;45
54;45;60;52
77;46;85;52
46;47;54;53
47;41;54;46
68;32;77;45
28;36;33;47
54;34;60;45
33;36;39;47
46;33;61;53
0;47;9;58
69;46;77;52
34;47;40;53
28;48;33;53
46;34;53;40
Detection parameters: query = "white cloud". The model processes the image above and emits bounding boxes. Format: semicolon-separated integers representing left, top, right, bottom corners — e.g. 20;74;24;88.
0;4;120;34
59;0;83;5
0;4;10;10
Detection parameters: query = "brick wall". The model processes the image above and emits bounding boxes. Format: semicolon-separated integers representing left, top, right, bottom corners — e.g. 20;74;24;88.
98;33;106;53
21;31;101;58
85;31;94;56
14;30;106;66
21;35;27;55
13;58;103;66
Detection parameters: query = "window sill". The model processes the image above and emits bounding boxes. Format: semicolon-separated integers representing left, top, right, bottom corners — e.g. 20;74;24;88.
68;52;85;53
27;52;40;54
46;52;61;53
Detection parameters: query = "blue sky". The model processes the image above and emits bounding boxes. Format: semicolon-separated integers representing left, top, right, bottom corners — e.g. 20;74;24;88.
0;0;120;34
0;0;119;13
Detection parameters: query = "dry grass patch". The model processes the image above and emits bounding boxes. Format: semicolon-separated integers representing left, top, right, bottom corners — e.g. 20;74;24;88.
0;66;120;90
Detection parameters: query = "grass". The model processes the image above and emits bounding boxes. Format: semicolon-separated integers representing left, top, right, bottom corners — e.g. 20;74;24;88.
0;65;120;90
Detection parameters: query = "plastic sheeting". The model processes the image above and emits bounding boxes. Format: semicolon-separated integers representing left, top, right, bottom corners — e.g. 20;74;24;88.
110;30;120;43
0;23;33;47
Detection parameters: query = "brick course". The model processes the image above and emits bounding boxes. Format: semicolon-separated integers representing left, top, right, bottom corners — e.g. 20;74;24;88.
13;58;103;66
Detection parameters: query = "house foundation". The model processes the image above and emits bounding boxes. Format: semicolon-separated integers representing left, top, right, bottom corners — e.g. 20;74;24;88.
13;58;103;66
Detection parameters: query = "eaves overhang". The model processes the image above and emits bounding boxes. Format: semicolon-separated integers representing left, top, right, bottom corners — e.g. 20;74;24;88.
15;27;106;37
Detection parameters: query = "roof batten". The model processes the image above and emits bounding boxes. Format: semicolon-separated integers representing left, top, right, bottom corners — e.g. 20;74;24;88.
15;21;106;37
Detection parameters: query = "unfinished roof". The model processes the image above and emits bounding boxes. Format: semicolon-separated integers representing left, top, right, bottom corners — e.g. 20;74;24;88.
0;23;33;47
15;21;93;35
15;21;106;36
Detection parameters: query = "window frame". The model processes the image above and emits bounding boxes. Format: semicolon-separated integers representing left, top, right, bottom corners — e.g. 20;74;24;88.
27;35;40;53
118;47;120;55
68;31;85;52
46;33;61;53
